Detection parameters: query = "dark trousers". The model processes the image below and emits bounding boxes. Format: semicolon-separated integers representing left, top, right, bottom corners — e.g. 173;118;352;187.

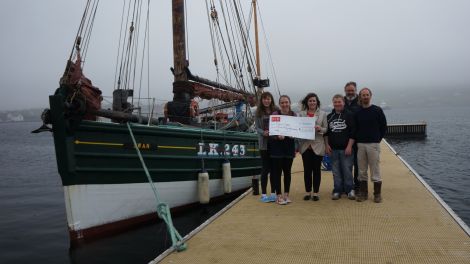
353;144;359;189
270;157;293;195
302;149;323;193
260;150;273;194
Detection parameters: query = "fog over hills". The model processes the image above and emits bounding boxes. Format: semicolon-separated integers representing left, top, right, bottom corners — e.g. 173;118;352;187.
2;85;468;122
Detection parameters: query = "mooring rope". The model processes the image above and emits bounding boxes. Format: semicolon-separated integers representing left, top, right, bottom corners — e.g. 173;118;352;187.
126;122;187;252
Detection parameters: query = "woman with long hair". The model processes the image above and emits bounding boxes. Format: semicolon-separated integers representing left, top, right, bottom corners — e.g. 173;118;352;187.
298;93;328;201
269;95;296;205
255;92;277;202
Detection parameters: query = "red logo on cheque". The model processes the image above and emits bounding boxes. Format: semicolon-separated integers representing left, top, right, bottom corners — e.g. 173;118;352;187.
271;116;281;122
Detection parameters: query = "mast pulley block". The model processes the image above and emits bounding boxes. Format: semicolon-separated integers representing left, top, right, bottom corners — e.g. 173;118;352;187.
253;78;270;88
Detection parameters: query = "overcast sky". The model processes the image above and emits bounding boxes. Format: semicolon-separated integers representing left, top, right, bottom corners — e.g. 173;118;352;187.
1;0;469;111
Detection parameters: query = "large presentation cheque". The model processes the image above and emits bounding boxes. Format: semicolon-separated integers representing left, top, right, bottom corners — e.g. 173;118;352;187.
269;115;316;140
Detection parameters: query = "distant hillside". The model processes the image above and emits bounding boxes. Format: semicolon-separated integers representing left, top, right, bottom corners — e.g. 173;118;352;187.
0;108;44;122
0;102;167;123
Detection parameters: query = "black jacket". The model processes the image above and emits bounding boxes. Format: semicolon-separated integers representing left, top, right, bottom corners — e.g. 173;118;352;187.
326;109;356;149
355;105;387;143
268;110;296;158
344;96;361;115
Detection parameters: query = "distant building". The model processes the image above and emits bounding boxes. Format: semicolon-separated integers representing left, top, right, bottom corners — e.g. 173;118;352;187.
7;113;24;122
379;100;391;110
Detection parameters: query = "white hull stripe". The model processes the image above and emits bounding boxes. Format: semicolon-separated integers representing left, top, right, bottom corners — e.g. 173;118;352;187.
64;176;253;232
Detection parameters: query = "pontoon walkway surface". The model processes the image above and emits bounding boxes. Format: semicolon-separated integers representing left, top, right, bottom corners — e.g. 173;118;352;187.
153;141;470;264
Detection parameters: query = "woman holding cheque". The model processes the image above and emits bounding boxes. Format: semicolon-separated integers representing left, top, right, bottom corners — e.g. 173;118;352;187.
269;95;296;205
298;93;328;201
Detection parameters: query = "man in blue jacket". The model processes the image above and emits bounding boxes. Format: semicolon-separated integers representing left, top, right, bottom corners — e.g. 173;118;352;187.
355;88;387;203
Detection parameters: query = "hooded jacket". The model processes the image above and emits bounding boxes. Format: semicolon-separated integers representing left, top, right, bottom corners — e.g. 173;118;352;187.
326;109;356;149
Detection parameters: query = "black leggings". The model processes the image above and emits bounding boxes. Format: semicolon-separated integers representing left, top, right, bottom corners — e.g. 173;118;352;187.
260;150;274;194
270;157;293;195
353;144;359;188
302;149;323;193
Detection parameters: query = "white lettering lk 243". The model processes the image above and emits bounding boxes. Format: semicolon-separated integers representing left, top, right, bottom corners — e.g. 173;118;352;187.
197;143;246;157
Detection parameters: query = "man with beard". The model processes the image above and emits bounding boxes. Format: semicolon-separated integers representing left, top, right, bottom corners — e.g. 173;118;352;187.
344;82;361;193
355;88;387;203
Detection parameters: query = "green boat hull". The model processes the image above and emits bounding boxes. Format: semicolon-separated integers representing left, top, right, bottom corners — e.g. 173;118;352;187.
48;94;261;242
49;95;261;186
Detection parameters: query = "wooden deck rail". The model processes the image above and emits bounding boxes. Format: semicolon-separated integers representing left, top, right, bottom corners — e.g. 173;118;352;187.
386;122;427;138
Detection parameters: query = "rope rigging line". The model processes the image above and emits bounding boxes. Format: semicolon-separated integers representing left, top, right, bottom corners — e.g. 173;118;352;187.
116;0;133;90
221;0;246;92
238;2;258;78
205;0;220;78
112;0;147;98
208;1;233;86
136;0;151;117
146;3;150;117
81;0;100;62
236;0;258;83
210;1;245;91
200;0;260;121
126;122;187;252
231;0;258;94
218;0;246;92
218;38;231;84
122;0;139;92
69;0;92;61
213;21;231;85
232;1;256;95
257;4;281;96
229;2;252;94
228;0;254;92
130;0;145;106
216;2;238;88
114;0;127;91
65;0;99;80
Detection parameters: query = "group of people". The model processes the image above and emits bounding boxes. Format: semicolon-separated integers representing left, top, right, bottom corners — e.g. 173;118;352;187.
254;82;387;205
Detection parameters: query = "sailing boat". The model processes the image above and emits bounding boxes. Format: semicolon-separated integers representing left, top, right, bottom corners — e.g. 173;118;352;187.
37;0;273;243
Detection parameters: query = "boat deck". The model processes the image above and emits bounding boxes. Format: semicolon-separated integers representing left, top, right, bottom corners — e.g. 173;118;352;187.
153;142;470;264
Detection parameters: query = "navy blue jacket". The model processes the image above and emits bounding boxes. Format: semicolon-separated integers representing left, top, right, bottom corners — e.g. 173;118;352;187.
355;105;387;143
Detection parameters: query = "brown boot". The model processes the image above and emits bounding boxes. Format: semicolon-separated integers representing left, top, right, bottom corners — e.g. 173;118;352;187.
373;181;382;203
356;181;368;202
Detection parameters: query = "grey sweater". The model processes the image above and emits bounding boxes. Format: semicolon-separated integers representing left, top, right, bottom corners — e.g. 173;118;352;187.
255;114;270;150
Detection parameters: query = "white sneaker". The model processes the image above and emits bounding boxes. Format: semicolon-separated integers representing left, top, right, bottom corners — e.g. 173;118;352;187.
276;197;287;205
332;193;341;200
348;190;356;200
284;196;292;203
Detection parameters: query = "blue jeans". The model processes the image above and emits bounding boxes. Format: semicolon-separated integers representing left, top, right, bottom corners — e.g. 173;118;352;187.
331;149;354;194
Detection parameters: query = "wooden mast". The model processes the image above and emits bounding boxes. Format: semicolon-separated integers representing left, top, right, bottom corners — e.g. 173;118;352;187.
172;0;188;83
168;0;193;123
252;0;269;96
168;0;259;123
